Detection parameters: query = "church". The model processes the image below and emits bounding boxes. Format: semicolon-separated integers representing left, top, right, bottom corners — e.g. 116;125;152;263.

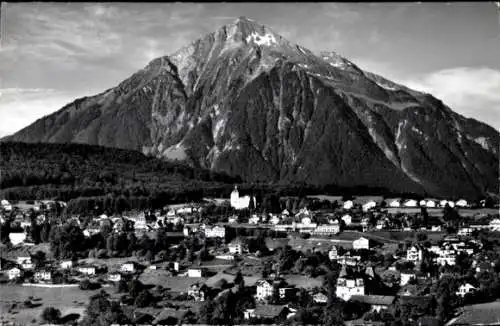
230;186;256;210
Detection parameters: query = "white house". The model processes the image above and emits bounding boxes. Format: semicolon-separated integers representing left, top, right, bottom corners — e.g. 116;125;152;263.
426;200;437;208
388;199;401;207
8;267;21;280
489;218;500;232
313;292;328;303
458;227;473;237
204;225;226;238
255;279;274;301
230;186;256;210
248;215;260;224
343;200;354;210
455;199;468;207
403;199;418;207
60;260;73;270
341;214;352;225
107;273;121;282
78;266;96;275
120;262;136;273
328;246;338;261
313;223;340;235
187;268;207;278
400;272;416;286
17;256;33;270
362;201;377;212
353;237;370;250
336;277;365;301
9;232;27;246
34;270;52;282
228;239;246;254
188;282;207;302
406;246;423;262
456;283;476;297
269;215;280;225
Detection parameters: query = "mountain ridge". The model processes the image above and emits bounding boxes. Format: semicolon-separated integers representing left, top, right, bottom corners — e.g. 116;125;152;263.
4;16;499;199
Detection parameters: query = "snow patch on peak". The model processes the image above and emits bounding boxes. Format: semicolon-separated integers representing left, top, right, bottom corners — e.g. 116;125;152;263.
246;32;277;46
473;136;490;151
375;81;398;91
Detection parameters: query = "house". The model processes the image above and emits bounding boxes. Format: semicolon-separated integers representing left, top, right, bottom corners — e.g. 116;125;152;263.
376;219;386;230
17;256;33;269
328;246;338;261
78;265;97;276
34;270;52;282
187;268;207;278
458;227;473;237
353;237;370;250
244;304;292;320
403;199;418;207
60;260;73;270
255;279;274;301
455;199;468;207
400;272;416;286
108;273;122;282
387;198;401;207
281;209;290;217
336;276;365;301
228;239;246;254
435;252;456;266
228;215;238;224
8;267;21;280
269;215;280;225
425;200;437;208
337;252;361;266
188;282;207;302
313;292;328;303
248;215;260;224
350;295;395;312
9;232;27;246
342;214;352;225
230;185;256;210
204;225;226;238
120;262;136;273
343;200;354;210
406;246;423;262
489;218;500;232
313;223;340;235
362;201;377;212
456;283;476;297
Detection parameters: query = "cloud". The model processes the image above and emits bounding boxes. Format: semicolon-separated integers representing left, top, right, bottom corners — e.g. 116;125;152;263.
404;67;500;129
0;88;79;136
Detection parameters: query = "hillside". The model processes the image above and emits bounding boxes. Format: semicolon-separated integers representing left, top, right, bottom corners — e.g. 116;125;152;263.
0;141;240;212
4;17;499;200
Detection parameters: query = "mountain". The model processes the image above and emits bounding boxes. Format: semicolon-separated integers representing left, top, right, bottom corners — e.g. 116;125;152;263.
5;17;499;199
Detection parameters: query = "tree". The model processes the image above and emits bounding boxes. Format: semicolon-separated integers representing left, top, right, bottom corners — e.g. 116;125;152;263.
234;271;245;289
135;289;153;308
32;250;46;268
41;307;61;323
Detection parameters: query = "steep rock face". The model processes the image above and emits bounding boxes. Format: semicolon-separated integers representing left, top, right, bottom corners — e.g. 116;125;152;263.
6;17;499;199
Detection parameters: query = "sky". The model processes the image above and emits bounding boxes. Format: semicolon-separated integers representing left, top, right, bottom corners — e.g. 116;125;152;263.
0;2;499;137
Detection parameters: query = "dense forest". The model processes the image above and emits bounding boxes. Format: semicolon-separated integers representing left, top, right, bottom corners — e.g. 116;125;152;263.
0;142;466;214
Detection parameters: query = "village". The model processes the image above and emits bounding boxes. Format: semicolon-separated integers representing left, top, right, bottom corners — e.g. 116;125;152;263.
0;188;499;326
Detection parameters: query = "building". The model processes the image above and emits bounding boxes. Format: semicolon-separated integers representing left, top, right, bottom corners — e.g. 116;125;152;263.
60;260;73;270
34;270;52;282
230;186;256;210
8;267;21;280
362;201;377;212
187;268;207;278
403;199;418;207
108;273;122;282
353;237;370;250
188;282;207;302
228;239;246;254
248;215;260;224
204;225;226;238
387;199;401;207
342;214;352;225
9;232;27;246
255;279;274;301
120;262;136;273
406;246;423;262
455;199;468;207
313;292;328;303
350;295;395;312
489;218;500;232
436;254;456;266
338;252;362;266
400;272;416;286
78;266;97;276
329;246;338;261
343;200;354;210
458;227;474;237
336;276;365;301
313;223;340;235
456;283;476;297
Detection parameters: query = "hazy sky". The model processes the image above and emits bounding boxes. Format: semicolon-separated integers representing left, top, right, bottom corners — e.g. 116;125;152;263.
1;2;499;137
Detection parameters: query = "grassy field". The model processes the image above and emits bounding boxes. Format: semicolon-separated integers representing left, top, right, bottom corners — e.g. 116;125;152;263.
0;284;100;325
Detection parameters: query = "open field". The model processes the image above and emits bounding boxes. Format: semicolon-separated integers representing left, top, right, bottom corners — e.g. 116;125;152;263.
448;301;500;325
0;284;100;325
139;272;206;292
